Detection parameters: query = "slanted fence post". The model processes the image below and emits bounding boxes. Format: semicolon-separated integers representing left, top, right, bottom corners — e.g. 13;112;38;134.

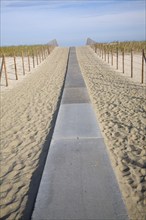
0;54;8;86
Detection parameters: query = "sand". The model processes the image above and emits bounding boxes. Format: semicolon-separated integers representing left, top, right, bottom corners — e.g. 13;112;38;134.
0;47;69;219
76;46;146;220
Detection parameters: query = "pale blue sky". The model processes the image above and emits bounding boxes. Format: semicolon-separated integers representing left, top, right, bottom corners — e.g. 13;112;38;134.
1;0;145;46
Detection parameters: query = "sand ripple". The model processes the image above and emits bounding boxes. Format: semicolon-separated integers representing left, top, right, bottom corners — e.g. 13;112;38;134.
77;46;146;220
0;47;69;219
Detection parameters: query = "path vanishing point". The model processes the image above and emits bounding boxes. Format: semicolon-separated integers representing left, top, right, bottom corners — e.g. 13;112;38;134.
32;47;129;220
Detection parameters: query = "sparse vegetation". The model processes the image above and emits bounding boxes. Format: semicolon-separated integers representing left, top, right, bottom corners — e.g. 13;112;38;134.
0;44;54;57
94;41;146;53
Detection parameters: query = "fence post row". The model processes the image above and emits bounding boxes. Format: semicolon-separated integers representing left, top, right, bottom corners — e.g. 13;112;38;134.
0;45;54;87
92;44;145;84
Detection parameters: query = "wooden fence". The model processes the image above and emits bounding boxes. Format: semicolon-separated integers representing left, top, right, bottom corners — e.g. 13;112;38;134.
0;45;55;87
90;44;146;84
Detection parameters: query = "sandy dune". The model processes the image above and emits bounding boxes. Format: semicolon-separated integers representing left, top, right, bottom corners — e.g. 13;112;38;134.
77;46;146;220
0;47;69;219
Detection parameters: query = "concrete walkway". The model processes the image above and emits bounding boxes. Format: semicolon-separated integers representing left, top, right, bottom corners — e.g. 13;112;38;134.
32;47;129;220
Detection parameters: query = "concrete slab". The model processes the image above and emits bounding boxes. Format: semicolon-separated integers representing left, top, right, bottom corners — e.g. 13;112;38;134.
62;88;90;104
65;72;86;88
32;138;129;220
53;103;102;139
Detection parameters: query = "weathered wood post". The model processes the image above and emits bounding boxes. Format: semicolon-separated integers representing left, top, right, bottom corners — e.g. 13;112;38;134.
0;54;8;86
131;49;133;78
141;49;145;84
39;49;41;63
122;49;124;73
21;51;25;75
99;46;101;57
14;53;18;80
104;47;106;61
41;47;44;61
47;47;50;56
32;50;35;68
108;47;109;63
116;47;118;69
36;49;39;65
0;56;4;81
27;50;31;71
111;49;113;66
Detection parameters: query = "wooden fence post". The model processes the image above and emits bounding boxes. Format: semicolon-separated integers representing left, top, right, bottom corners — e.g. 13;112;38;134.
99;47;101;57
47;47;50;56
0;54;8;86
27;50;31;72
44;47;46;59
116;47;118;69
43;47;45;59
41;47;44;61
108;49;109;63
122;49;124;73
131;49;133;78
111;49;113;66
141;49;145;84
21;51;25;75
32;50;35;68
36;49;39;65
39;49;41;63
0;56;4;81
14;53;18;80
